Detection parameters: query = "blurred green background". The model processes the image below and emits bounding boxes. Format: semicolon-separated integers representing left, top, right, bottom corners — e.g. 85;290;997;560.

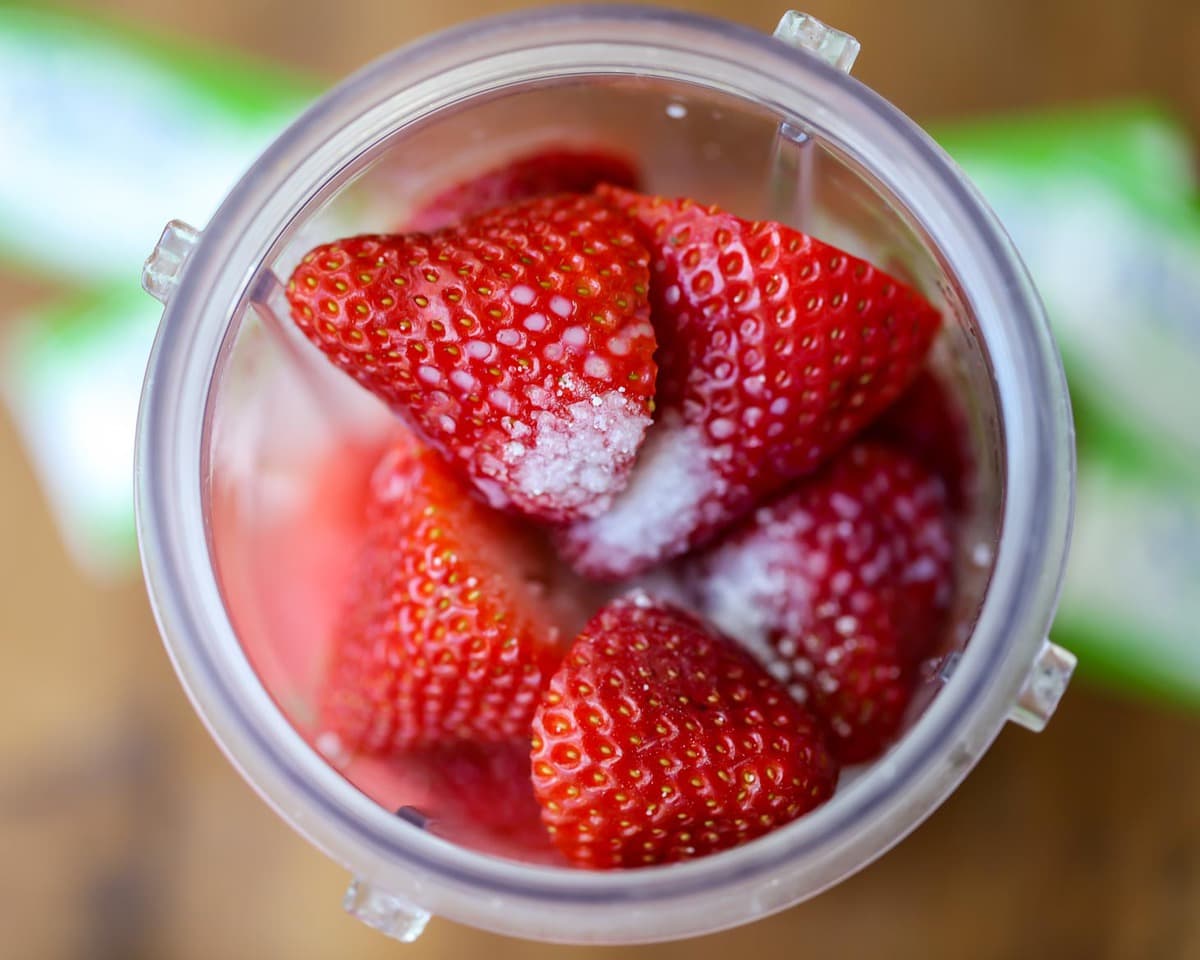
1;1;1198;958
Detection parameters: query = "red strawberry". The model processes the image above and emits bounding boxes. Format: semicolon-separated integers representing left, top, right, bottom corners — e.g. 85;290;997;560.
560;186;941;576
690;443;954;764
287;193;657;525
406;147;641;232
871;370;973;512
319;434;580;756
530;594;837;868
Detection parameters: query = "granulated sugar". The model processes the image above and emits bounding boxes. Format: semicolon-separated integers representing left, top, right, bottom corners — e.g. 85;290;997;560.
695;524;812;671
503;391;650;520
562;412;718;576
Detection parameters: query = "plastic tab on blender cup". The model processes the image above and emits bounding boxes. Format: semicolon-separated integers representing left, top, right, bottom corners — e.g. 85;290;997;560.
1008;638;1077;732
343;878;432;942
767;12;859;226
142;220;201;304
773;11;861;74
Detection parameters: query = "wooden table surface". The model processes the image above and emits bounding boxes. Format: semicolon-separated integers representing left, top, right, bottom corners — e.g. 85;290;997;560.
3;1;1199;957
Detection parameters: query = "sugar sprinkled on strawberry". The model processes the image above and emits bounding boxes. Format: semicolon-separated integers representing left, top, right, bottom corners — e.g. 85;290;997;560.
871;370;973;512
287;193;657;525
562;409;719;571
530;594;837;868
691;443;954;763
406;146;641;232
319;434;581;756
561;187;941;576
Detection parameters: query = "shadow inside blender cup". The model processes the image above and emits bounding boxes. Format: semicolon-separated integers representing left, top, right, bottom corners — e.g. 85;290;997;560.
206;76;1003;865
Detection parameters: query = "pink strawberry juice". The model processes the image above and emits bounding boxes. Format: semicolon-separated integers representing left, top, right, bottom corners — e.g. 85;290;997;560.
208;356;565;860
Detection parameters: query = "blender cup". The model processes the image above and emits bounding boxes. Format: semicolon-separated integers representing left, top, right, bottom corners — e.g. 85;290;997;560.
135;6;1076;944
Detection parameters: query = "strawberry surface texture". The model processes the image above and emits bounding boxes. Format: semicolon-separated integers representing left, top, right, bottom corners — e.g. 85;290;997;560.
691;442;954;763
530;595;838;867
287;193;657;525
319;434;576;755
561;186;941;577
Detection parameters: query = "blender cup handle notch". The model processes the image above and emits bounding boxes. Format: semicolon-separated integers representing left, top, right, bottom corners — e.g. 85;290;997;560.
772;11;861;74
343;877;432;943
143;220;201;305
764;13;859;229
1008;638;1077;732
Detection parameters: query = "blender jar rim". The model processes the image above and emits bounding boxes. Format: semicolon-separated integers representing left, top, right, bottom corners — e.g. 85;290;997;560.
134;3;1073;941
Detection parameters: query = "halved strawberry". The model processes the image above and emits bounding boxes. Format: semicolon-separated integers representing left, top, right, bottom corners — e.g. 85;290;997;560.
319;434;583;756
561;187;941;576
690;442;954;764
406;147;641;232
287;193;657;525
530;594;837;868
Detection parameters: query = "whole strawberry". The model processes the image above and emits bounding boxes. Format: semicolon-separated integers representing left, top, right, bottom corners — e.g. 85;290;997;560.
530;595;837;868
691;443;954;763
319;434;579;756
561;186;941;576
406;146;641;232
287;193;657;525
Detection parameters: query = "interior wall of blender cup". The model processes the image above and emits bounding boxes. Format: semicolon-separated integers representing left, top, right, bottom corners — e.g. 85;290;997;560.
205;73;1003;858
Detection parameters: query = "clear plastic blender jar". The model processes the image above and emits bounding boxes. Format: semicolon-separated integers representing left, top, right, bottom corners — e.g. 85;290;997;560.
135;6;1075;944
